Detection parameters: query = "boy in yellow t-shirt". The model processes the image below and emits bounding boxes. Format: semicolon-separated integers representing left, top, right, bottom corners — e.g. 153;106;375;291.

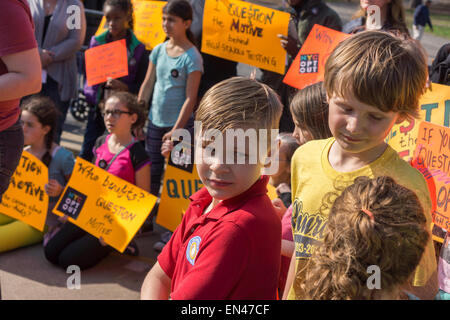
285;31;438;300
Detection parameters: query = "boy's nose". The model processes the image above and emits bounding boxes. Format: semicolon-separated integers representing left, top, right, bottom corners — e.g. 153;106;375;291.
346;116;362;133
208;156;229;173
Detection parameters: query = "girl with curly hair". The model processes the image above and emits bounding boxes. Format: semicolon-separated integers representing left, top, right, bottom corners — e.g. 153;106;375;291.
301;176;430;299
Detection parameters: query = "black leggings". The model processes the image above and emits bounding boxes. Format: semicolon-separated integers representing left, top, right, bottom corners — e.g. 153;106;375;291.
44;223;112;270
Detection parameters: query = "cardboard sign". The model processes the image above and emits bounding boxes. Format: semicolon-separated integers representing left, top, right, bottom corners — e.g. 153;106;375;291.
133;1;166;50
95;1;166;50
53;157;157;252
156;141;203;232
201;0;290;74
283;24;350;90
412;121;450;230
95;15;107;36
0;151;48;231
85;39;128;86
386;83;450;162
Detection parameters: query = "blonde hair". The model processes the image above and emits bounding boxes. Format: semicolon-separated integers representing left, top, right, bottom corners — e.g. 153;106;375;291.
290;82;332;140
195;77;283;133
301;176;429;300
324;31;428;119
352;0;409;37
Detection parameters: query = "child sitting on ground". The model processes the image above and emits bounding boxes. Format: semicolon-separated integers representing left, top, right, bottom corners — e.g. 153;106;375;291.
44;92;150;270
0;96;74;252
302;176;430;299
284;30;437;300
141;77;283;299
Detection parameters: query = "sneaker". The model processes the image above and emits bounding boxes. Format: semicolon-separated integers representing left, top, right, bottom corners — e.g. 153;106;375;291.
153;232;173;252
153;241;166;252
136;220;154;237
161;231;173;243
124;240;140;256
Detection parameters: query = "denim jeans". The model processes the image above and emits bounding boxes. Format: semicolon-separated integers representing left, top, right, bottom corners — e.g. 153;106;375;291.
41;76;70;144
0;119;24;203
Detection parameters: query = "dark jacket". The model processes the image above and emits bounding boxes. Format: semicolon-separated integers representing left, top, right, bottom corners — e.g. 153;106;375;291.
83;30;149;106
287;0;342;48
414;4;433;29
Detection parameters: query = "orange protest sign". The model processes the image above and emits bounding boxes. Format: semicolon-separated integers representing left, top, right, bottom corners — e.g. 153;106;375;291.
412;121;450;230
85;39;128;86
283;24;350;90
0;151;48;231
386;83;450;162
201;0;290;74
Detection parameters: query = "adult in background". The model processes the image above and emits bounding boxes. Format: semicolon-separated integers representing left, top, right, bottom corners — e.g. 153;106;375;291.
343;0;410;37
0;0;42;203
261;0;342;133
413;0;433;41
28;0;86;143
187;0;237;100
430;43;450;85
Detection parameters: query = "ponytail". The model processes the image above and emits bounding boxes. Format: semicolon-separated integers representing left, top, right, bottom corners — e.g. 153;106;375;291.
163;0;196;46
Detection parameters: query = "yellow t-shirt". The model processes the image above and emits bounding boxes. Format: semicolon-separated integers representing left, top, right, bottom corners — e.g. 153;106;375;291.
287;137;437;300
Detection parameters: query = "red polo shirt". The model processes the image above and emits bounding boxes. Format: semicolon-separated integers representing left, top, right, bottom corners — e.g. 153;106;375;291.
158;176;281;300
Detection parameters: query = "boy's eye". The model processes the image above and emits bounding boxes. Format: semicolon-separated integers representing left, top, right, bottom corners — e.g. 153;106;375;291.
233;150;249;163
202;143;216;156
342;108;352;113
370;114;384;121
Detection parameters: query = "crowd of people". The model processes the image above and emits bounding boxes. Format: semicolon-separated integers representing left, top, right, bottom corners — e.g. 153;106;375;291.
0;0;449;300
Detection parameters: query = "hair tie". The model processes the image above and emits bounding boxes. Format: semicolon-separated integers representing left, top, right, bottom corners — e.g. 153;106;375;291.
361;208;375;222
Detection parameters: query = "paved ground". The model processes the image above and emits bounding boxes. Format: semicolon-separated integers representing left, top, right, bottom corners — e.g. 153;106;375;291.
1;1;448;300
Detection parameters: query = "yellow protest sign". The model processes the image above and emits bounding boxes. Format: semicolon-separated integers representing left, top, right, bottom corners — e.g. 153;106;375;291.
0;151;48;231
95;1;166;50
412;121;450;230
53;157;157;252
386;83;450;162
133;1;166;50
201;0;290;74
156;142;203;232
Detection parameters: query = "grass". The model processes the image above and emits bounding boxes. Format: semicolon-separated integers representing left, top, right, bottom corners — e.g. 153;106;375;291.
405;8;450;39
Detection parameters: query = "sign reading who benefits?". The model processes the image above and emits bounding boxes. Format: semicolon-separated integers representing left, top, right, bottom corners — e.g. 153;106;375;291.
53;157;157;252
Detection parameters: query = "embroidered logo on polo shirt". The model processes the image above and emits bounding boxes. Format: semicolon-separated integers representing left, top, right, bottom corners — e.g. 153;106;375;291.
186;236;201;265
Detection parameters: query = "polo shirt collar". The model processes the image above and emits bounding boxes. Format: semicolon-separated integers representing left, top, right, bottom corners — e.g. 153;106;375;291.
189;176;270;221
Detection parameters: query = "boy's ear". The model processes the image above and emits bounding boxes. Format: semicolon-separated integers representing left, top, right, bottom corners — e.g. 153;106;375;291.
395;113;408;124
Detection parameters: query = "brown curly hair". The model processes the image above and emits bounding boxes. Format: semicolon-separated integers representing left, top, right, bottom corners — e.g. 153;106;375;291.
301;176;429;300
101;91;147;132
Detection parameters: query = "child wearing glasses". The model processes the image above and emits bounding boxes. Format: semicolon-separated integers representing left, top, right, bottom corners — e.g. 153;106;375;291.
44;92;150;270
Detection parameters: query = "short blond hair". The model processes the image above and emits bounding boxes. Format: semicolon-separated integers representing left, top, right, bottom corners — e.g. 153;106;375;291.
324;31;428;119
195;77;283;132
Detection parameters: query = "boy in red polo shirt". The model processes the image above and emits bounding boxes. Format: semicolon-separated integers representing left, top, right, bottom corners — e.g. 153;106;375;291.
141;77;283;300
